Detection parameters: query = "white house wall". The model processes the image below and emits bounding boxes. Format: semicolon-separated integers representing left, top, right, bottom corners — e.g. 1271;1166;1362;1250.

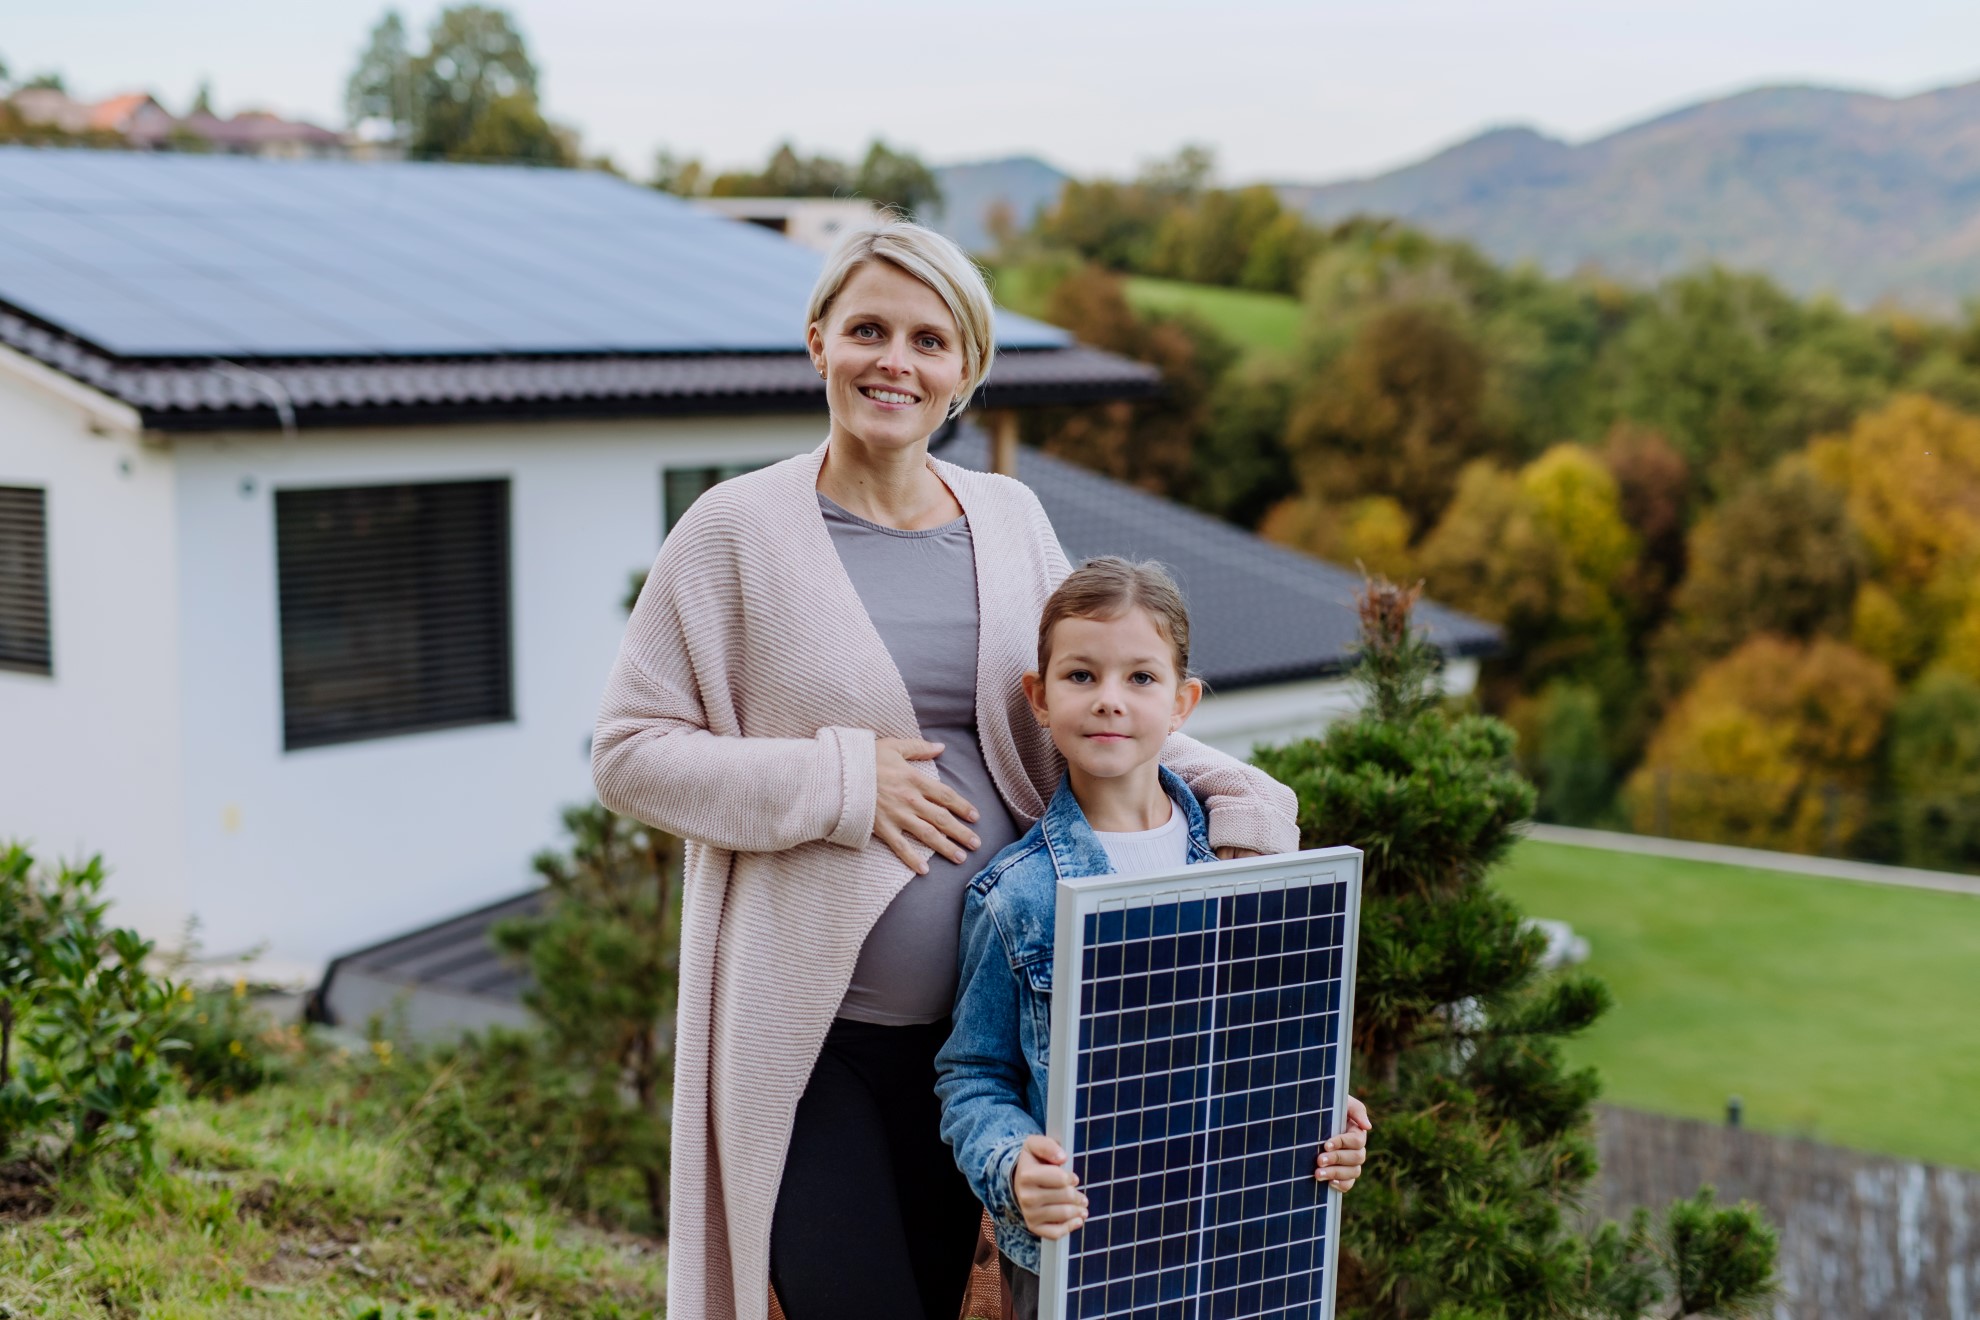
0;367;187;939
1186;658;1481;760
172;414;824;975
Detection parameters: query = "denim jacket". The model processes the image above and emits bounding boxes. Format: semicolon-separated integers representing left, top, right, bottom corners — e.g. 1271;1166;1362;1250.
934;767;1216;1272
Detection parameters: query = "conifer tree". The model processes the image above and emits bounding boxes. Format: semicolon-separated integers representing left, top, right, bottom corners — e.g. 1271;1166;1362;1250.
1252;579;1777;1319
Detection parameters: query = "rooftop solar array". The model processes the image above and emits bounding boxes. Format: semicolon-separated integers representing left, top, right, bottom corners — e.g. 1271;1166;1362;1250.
1042;848;1362;1320
0;148;1070;359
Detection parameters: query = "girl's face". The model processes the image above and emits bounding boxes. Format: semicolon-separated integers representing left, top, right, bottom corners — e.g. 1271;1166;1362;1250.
1023;608;1203;783
807;260;965;454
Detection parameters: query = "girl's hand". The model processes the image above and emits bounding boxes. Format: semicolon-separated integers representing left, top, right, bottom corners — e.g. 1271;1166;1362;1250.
874;738;981;874
1014;1134;1086;1239
1316;1094;1372;1192
1215;846;1265;860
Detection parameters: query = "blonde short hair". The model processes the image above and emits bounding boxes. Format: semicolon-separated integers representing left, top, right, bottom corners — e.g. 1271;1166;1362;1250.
806;219;997;418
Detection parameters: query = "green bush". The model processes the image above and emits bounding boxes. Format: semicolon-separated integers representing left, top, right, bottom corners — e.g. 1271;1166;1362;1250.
1251;582;1776;1319
0;844;186;1171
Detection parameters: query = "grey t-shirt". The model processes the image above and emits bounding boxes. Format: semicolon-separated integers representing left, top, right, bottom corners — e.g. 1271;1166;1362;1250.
820;493;1026;1025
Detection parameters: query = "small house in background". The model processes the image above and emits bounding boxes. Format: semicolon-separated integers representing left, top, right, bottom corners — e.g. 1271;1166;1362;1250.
690;196;882;252
7;88;346;157
0;147;1494;995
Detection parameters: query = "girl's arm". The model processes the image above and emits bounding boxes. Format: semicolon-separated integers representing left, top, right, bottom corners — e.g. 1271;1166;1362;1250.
934;886;1042;1241
591;556;877;855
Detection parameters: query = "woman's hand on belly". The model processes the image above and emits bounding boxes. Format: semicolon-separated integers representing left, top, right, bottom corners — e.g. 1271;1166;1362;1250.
876;737;982;874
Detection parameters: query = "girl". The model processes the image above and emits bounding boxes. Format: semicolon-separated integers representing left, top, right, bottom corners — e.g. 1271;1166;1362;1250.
934;557;1372;1316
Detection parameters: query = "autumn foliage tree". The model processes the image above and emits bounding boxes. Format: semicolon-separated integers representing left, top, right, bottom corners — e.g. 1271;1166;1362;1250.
1651;457;1864;698
1626;636;1897;851
1020;265;1237;503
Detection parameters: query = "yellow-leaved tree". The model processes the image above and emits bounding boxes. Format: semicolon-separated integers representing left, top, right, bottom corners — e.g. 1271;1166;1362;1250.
1625;635;1897;853
1808;394;1980;677
1415;444;1640;688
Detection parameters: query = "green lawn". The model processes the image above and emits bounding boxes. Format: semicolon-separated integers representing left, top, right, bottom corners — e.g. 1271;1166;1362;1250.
1495;840;1980;1170
988;264;1303;358
1121;276;1303;356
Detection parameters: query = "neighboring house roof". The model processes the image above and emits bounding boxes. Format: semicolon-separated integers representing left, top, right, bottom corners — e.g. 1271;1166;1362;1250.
0;148;1155;425
315;422;1499;1028
180;109;345;150
85;93;161;133
934;426;1501;690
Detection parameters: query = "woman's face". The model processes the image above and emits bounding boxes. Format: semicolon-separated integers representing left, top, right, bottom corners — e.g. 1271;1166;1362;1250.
808;260;965;453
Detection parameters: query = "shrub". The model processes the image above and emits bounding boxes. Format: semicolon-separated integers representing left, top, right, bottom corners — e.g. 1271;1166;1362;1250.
0;844;185;1171
1251;580;1775;1319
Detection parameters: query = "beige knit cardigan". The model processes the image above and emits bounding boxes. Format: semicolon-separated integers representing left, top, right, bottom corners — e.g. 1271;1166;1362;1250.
591;440;1299;1320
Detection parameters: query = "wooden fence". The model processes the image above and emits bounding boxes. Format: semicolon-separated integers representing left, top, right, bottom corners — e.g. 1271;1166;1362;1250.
1594;1106;1979;1320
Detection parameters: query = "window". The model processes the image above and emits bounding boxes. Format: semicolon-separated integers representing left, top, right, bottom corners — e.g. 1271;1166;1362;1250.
0;485;50;676
275;479;512;750
664;463;770;535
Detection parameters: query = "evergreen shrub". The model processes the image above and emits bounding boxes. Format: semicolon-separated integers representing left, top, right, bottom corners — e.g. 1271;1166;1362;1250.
1251;581;1777;1319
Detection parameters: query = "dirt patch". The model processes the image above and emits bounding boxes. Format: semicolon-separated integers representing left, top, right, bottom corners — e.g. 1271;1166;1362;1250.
0;1160;52;1222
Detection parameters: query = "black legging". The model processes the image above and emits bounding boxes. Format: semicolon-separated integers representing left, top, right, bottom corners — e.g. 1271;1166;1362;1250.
771;1016;984;1320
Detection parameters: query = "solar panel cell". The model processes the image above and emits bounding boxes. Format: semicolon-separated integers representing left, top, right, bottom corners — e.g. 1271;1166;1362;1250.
1043;849;1361;1320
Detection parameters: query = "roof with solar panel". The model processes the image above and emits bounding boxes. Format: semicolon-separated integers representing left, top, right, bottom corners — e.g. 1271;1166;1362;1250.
0;147;1157;428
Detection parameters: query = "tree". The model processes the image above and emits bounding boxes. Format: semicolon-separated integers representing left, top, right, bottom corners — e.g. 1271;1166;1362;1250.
1285;303;1493;531
1625;636;1896;853
709;142;848;198
1601;422;1692;627
189;80;215;118
1887;670;1980;871
852;139;941;215
1651;456;1863;698
1590;268;1896;494
493;804;681;1230
406;5;570;164
1252;581;1776;1319
1193;354;1297;527
1416;445;1640;690
1021;265;1237;503
651;149;705;196
1809;394;1980;677
345;9;413;135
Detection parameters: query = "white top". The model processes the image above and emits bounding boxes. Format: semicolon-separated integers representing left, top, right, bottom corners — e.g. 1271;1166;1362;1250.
1094;802;1192;878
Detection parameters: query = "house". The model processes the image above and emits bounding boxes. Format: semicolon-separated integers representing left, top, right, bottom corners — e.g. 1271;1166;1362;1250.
8;88;346;157
690;197;883;253
176;109;347;159
0;147;1152;978
0;147;1494;987
313;421;1499;1036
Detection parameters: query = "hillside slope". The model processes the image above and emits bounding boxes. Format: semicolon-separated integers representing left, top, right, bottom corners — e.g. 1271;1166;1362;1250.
1280;81;1980;311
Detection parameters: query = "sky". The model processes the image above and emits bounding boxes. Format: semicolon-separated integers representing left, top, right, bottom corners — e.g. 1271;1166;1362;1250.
9;1;1980;185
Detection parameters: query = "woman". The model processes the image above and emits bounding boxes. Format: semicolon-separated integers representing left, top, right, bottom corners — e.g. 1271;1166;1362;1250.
592;220;1363;1320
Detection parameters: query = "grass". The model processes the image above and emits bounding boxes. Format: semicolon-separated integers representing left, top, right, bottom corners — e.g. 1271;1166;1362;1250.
1495;840;1980;1170
0;1047;667;1318
1120;277;1303;356
988;263;1303;357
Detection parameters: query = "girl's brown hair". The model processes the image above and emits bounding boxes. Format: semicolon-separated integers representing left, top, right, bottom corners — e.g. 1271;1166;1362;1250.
1037;557;1192;677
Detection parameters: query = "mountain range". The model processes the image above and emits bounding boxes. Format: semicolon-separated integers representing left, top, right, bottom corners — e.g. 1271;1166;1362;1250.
1279;80;1980;312
937;79;1980;313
